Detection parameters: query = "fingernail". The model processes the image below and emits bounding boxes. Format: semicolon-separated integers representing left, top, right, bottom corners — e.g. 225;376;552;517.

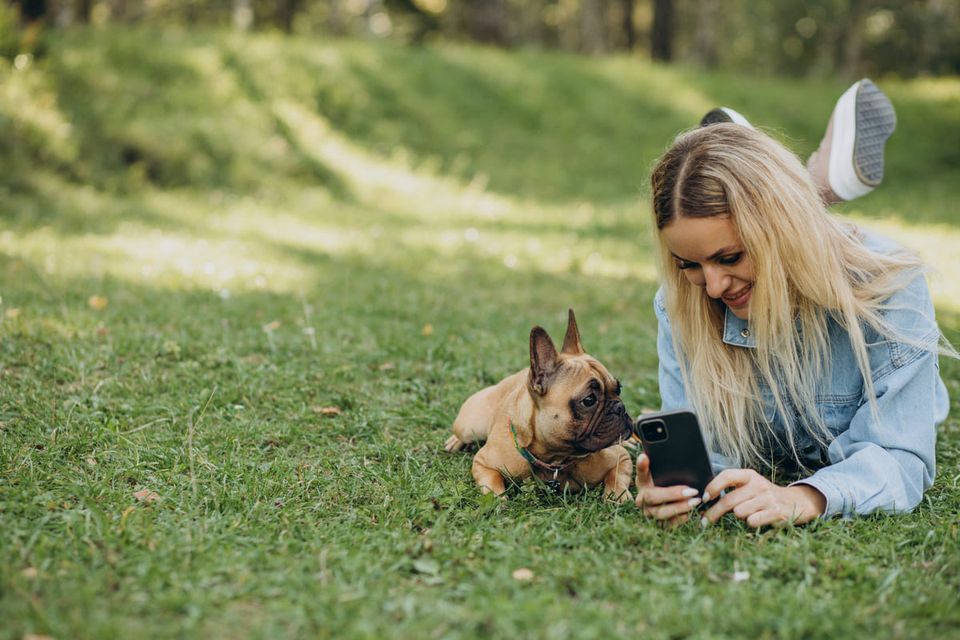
681;488;698;498
688;498;702;507
700;516;710;528
637;454;646;463
702;491;711;502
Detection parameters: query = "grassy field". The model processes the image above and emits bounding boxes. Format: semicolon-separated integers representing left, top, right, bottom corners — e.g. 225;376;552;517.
2;27;959;639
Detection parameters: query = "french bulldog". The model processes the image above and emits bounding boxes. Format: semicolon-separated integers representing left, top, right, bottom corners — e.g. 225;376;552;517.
444;310;634;502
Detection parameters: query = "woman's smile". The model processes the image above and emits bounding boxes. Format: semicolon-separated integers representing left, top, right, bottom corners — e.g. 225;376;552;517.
660;215;757;319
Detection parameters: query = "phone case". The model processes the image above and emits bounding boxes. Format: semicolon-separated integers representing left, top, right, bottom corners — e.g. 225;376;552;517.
636;409;714;493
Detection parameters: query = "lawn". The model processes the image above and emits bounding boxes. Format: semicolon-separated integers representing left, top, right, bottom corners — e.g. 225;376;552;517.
1;27;959;639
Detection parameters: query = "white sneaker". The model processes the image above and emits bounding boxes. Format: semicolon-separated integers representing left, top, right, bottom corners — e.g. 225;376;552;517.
699;107;754;129
807;79;896;202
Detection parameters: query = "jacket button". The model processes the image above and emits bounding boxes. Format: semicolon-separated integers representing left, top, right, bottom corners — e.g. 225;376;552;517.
740;329;751;338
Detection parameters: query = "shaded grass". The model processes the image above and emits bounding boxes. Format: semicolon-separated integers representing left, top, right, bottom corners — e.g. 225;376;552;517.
1;27;959;639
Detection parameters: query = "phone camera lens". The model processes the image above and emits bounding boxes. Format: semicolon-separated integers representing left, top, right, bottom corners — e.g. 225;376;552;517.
639;419;668;443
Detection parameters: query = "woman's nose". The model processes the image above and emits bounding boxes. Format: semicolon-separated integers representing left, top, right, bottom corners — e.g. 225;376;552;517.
703;267;729;299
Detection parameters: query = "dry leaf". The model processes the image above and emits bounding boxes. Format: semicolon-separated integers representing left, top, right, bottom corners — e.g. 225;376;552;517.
21;567;38;579
512;568;534;581
23;634;53;640
133;489;160;503
262;320;281;332
422;323;434;336
378;362;395;371
88;295;109;310
313;406;342;416
4;308;20;319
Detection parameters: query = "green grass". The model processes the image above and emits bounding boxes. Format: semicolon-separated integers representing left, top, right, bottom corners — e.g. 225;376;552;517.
2;27;960;639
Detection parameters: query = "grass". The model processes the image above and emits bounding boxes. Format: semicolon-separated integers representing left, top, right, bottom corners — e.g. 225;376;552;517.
1;26;959;639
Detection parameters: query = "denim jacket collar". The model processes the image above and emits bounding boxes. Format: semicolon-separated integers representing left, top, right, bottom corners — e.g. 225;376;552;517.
722;306;756;348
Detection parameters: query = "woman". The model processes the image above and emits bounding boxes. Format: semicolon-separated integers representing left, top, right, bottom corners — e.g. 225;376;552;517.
635;94;954;527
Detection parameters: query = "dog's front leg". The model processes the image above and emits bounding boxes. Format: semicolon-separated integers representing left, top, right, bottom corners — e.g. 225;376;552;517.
471;459;507;496
601;446;634;503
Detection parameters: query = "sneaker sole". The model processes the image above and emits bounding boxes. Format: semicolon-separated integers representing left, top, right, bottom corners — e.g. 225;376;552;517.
828;79;897;200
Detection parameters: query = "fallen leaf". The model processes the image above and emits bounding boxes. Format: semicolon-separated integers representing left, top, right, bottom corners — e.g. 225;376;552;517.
96;325;110;337
512;568;534;581
313;406;342;416
23;634;53;640
422;323;433;336
262;320;281;332
378;362;395;371
88;295;109;310
133;489;160;503
4;308;20;319
413;558;439;576
21;567;38;579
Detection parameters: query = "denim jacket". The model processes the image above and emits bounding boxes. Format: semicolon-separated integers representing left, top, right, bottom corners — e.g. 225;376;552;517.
654;231;950;518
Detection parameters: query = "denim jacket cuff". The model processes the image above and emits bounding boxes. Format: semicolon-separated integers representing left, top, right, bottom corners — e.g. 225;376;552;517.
790;477;843;519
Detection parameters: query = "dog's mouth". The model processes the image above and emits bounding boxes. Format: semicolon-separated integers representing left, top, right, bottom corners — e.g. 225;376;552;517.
571;401;633;452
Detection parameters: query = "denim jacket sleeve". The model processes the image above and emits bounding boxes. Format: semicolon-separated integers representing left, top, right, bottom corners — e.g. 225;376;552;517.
792;273;949;518
654;288;739;474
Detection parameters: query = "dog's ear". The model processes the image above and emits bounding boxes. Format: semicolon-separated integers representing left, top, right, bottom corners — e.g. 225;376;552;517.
561;308;584;355
529;326;559;396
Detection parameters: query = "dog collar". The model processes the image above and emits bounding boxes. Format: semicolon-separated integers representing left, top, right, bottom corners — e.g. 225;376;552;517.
508;418;581;480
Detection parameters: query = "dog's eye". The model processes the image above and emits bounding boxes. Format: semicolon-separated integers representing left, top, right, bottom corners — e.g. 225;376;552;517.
581;393;597;408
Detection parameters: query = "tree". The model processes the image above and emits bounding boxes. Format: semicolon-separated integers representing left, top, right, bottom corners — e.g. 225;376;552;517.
651;0;673;61
621;0;636;51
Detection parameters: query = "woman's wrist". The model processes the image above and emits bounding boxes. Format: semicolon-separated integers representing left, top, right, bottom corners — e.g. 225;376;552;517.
788;484;827;522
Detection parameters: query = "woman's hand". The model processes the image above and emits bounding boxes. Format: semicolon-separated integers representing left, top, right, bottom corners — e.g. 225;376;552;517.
700;469;826;528
634;453;704;528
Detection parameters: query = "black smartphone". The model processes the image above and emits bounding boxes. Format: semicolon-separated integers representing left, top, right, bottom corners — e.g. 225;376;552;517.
635;409;714;494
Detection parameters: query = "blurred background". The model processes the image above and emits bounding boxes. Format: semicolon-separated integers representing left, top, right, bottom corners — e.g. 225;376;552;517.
4;0;960;78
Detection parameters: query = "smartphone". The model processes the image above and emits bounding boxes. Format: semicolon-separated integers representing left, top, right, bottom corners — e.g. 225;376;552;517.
635;409;714;494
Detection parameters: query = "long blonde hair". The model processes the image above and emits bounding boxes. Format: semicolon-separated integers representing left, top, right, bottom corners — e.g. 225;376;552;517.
650;124;939;470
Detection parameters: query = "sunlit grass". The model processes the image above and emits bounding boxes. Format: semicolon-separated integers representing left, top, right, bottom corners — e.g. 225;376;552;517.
1;27;959;640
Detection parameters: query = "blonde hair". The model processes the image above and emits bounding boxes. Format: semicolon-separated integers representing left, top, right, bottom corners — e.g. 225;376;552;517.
650;124;943;470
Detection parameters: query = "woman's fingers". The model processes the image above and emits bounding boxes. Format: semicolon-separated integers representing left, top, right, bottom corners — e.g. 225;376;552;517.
634;454;652;489
701;470;765;525
745;510;786;528
665;512;691;528
646;495;702;520
702;468;757;502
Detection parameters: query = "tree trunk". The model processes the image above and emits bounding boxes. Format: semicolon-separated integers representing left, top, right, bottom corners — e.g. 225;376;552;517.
693;0;719;67
76;0;94;23
463;0;508;46
326;0;346;35
580;0;606;54
837;0;871;78
277;0;300;34
621;0;636;51
14;0;48;24
651;0;673;61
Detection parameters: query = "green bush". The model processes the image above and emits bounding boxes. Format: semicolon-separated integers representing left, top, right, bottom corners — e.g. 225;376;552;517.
0;4;18;60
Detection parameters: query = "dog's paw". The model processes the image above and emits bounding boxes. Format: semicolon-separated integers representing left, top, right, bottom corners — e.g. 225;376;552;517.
444;435;466;452
605;488;634;504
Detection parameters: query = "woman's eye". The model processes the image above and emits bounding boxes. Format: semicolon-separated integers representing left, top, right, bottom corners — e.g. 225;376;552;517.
719;253;743;265
581;394;597;408
677;260;698;270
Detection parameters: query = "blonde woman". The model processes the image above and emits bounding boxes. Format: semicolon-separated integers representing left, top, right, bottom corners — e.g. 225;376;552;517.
635;82;953;527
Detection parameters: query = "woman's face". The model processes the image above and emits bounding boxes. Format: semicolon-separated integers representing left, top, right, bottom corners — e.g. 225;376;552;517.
661;215;756;320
